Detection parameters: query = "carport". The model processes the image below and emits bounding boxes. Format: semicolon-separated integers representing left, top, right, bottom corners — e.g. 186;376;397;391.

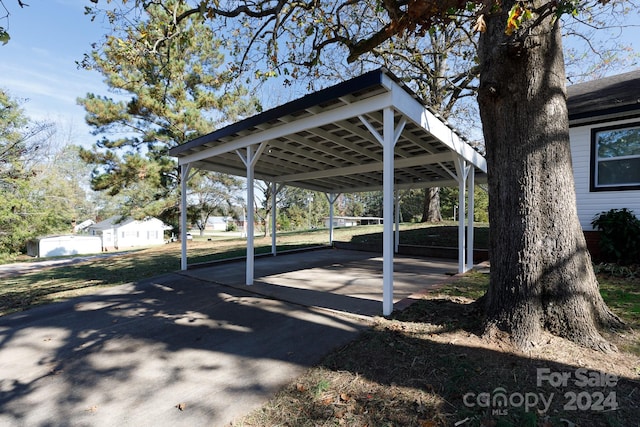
169;68;487;316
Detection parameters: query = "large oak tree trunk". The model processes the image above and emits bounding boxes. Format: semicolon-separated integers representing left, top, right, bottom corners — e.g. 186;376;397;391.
477;1;621;351
421;187;442;222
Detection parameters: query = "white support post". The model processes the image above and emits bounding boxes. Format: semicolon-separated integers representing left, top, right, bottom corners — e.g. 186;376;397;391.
246;146;255;285
394;190;400;253
358;109;404;316
382;107;395;316
325;193;339;245
179;164;192;271
271;182;279;256
329;193;335;245
454;158;471;273
458;166;466;273
467;167;475;272
237;142;267;285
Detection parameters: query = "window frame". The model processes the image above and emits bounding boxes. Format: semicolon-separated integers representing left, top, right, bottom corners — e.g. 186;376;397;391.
590;122;640;192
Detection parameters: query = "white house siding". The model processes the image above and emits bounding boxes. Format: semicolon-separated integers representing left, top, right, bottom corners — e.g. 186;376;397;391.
88;217;170;249
570;116;640;231
115;220;166;247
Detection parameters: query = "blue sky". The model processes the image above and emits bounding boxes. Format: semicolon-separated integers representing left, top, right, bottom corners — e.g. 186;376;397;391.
0;0;112;144
0;1;638;148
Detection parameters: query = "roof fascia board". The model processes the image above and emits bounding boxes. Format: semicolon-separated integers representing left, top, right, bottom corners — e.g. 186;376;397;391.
177;91;393;166
568;104;640;122
569;109;640;127
389;85;487;172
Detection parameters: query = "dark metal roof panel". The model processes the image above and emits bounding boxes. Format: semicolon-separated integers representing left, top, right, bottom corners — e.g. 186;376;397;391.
169;68;387;156
567;69;640;122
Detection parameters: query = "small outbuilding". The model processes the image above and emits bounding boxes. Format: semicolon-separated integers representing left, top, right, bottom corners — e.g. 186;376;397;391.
88;216;172;250
26;235;103;258
204;216;235;231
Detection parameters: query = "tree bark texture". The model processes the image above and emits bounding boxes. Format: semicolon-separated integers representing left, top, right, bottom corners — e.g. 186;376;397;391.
421;187;442;222
477;1;621;351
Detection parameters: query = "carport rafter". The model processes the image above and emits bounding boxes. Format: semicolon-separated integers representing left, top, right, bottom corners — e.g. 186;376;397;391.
170;68;487;316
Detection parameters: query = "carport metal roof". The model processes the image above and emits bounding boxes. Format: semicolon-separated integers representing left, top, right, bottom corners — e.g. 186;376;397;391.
170;68;487;316
170;68;486;192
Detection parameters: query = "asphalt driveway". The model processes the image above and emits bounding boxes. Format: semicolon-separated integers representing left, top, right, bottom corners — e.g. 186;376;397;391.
0;249;456;426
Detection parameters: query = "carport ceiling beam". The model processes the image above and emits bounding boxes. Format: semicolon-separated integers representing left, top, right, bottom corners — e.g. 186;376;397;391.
178;92;393;165
195;160;250;177
252;117;380;164
268;137;360;166
339;117;415;159
306;126;382;162
277;152;453;182
358;115;407;147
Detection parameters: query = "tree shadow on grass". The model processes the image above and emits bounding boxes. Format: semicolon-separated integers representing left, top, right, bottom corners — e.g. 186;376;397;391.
240;296;640;427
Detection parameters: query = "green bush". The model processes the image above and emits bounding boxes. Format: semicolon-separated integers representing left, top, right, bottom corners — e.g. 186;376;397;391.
591;208;640;265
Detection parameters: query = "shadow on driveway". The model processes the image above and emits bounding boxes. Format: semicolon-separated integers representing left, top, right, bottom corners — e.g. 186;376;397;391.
0;249;456;426
0;272;366;426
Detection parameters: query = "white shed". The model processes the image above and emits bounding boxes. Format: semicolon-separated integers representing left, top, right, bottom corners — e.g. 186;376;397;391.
88;216;172;250
27;235;103;258
567;70;640;231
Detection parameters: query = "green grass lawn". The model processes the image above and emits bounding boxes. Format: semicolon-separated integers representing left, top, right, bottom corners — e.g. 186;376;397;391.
0;222;634;324
348;221;490;248
4;223;475;315
2;223;638;426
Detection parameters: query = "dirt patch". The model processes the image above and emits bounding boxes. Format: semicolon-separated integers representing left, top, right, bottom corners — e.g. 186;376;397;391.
235;293;640;427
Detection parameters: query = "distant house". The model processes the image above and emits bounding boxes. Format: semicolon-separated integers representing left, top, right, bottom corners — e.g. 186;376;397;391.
204;216;235;231
27;235;103;258
73;219;95;233
323;216;383;228
567;69;640;254
88;216;172;250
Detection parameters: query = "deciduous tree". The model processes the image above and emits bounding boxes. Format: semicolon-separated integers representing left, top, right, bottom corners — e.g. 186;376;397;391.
0;89;57;254
88;0;632;351
187;172;243;236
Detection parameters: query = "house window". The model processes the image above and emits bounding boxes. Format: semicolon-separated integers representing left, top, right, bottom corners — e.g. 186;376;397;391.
591;123;640;191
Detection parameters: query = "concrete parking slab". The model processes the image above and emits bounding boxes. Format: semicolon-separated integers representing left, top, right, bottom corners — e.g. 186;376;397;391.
0;249;456;426
185;248;458;316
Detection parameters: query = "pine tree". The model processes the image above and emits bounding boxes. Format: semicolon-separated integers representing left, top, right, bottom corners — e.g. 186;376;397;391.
78;1;260;226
